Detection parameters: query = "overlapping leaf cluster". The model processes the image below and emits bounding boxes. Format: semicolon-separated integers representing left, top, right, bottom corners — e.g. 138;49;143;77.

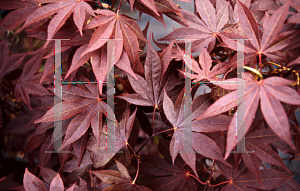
0;0;300;190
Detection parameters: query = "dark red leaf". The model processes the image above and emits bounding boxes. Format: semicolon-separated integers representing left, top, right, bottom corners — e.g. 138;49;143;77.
23;168;47;191
49;173;64;191
90;160;152;191
86;109;136;168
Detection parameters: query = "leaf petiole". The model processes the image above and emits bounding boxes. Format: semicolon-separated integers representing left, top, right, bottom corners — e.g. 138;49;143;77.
135;119;170;155
126;143;140;184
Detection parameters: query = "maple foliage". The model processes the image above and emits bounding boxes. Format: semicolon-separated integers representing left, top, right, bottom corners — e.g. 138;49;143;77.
140;144;198;191
90;160;151;191
159;0;231;52
34;80;112;150
220;0;300;69
215;157;291;190
163;91;231;175
86;106;137;168
198;73;300;158
18;0;96;47
0;0;300;191
119;35;174;108
180;48;231;84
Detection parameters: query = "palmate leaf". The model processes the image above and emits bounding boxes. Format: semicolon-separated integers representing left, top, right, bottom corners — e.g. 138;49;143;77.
77;9;146;73
1;0;299;190
63;10;147;94
0;41;26;84
180;48;234;87
34;81;113;150
24;168;90;191
242;128;290;182
18;0;96;47
220;0;300;67
140;154;197;191
90;160;151;191
0;0;38;35
66;44;137;95
159;0;230;52
86;108;136;168
216;159;292;190
162;90;231;175
12;54;52;109
119;36;174;108
198;73;300;159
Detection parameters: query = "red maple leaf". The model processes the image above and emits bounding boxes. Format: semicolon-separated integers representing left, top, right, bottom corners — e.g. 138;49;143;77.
198;72;300;158
180;48;234;88
216;158;292;190
19;0;96;47
162;90;231;175
12;54;52;109
119;36;174;108
90;160;151;191
159;0;231;52
220;0;300;68
35;79;112;150
77;9;147;74
140;154;197;191
86;107;137;168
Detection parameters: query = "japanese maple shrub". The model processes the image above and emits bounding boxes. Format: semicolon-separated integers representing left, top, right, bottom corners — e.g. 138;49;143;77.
0;0;300;190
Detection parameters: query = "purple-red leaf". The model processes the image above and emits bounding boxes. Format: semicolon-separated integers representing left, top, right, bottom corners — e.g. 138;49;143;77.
199;73;299;156
49;174;64;191
237;0;260;50
90;160;151;191
23;168;47;191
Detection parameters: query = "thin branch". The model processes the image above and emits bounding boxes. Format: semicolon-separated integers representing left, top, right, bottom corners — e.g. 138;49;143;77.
208;161;215;182
127;143;140;184
209;180;231;187
259;53;262;74
189;174;206;185
135;119;170;155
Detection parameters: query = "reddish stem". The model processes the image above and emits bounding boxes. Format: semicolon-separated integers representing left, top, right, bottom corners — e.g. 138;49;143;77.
215;34;222;44
189;174;206;185
208;161;215;182
189;168;231;188
212;53;221;63
111;0;116;8
153;106;156;134
115;0;127;12
154;119;168;135
94;0;103;8
135;119;169;154
153;128;174;136
209;180;231;187
133;157;139;184
259;53;262;74
223;68;235;81
127;143;139;184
